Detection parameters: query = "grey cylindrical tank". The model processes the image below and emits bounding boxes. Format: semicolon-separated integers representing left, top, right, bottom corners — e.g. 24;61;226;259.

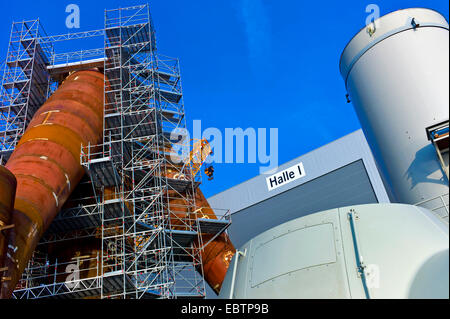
219;203;449;299
339;8;449;205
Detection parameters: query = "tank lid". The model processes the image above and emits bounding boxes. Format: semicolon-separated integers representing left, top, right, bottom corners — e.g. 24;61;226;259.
339;8;449;84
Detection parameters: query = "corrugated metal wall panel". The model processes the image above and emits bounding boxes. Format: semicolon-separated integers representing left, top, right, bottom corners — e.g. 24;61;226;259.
208;130;389;215
227;159;378;248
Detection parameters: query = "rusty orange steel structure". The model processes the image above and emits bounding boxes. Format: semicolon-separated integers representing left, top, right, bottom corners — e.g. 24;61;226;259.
167;186;235;294
0;165;16;282
165;141;236;293
0;69;235;298
0;70;105;298
191;189;235;294
188;139;212;178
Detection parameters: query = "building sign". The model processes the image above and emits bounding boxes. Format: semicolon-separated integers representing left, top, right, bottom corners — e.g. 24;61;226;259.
266;162;306;191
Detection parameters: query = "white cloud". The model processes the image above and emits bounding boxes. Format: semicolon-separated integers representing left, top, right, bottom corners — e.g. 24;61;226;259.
236;0;272;71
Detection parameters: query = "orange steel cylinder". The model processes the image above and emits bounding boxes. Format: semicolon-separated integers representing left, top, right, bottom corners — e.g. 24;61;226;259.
201;233;235;294
193;188;235;294
0;166;17;284
0;70;105;298
169;187;235;294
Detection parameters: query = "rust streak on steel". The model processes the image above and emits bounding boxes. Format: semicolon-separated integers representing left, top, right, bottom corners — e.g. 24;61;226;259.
0;70;106;298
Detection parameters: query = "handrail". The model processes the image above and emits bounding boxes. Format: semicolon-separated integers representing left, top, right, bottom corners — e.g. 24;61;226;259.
348;209;371;299
229;249;246;299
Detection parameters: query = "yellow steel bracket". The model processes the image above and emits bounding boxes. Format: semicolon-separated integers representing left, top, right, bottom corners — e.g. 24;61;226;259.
188;138;212;178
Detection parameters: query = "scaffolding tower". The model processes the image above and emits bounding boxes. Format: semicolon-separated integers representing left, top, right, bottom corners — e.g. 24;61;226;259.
0;4;231;299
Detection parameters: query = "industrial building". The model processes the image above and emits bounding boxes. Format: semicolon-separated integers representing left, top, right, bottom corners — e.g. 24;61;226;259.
208;129;391;249
207;126;447;298
204;129;390;298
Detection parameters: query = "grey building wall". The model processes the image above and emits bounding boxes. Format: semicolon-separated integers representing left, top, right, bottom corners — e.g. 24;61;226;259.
222;159;378;248
205;129;390;297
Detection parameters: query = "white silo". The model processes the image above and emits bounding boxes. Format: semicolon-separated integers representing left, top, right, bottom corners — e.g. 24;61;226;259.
340;8;449;207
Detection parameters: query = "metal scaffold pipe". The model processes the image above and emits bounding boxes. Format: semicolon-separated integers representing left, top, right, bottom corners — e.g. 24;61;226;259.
169;187;236;294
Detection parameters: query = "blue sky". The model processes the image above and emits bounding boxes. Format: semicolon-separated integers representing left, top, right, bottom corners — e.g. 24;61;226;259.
1;1;449;198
